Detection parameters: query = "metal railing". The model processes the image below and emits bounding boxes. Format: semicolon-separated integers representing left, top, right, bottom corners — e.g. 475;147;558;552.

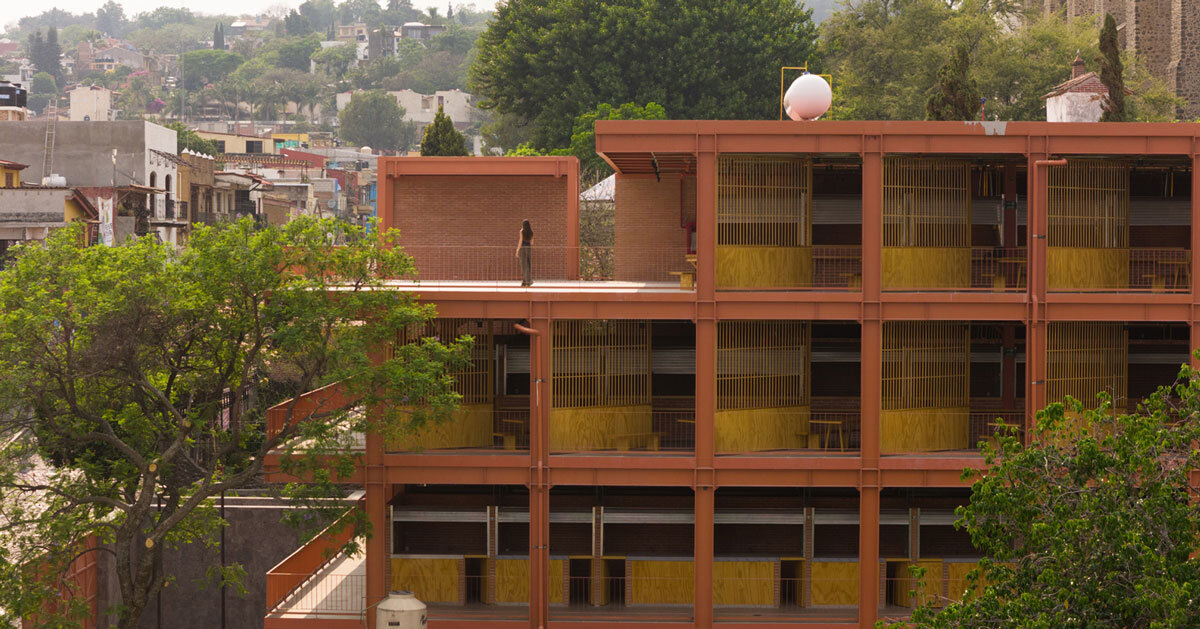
1045;247;1192;292
713;410;862;455
164;199;176;219
265;508;359;614
968;410;1024;447
395;244;695;287
269;571;364;615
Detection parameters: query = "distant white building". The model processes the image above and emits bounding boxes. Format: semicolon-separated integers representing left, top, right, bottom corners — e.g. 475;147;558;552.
68;85;115;122
336;89;474;128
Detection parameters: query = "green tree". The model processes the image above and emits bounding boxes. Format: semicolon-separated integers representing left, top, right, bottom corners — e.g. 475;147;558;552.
0;219;469;629
471;0;818;149
1098;12;1126;122
165;121;219;155
179;49;243;91
285;10;314;37
420;104;470;156
26;71;58;114
312;42;357;79
339;90;408;150
96;1;127;37
133;6;195;29
902;377;1200;628
26;28;63;84
566;102;667;176
300;0;338;34
268;35;322;72
213;23;225;50
926;45;981;120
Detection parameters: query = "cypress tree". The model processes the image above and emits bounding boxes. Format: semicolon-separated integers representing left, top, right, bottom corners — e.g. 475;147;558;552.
213;24;225;50
420;105;470;156
926;44;981;121
1098;13;1126;122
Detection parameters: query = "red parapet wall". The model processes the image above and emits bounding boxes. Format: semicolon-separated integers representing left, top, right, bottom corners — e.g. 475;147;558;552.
378;157;579;282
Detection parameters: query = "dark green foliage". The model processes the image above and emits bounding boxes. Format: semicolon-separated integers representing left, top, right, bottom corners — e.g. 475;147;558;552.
179;49;243;91
420;105;470;156
213;23;225;50
165;122;219;155
926;45;981;120
270;35;322;72
1098;12;1126;122
470;0;818;149
0;219;468;628
567;102;667;175
285;10;314;37
339;90;409;151
897;371;1200;628
26;28;63;84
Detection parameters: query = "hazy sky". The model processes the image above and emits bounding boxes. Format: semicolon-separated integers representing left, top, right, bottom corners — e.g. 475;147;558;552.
4;1;499;30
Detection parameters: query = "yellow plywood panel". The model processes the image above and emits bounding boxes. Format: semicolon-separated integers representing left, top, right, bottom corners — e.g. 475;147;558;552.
891;560;944;608
715;406;809;452
716;245;813;288
387;404;494;451
810;561;858;606
549;405;652;451
881;247;970;290
946;561;980;602
492;558;564;604
1047;247;1128;290
391;557;459;603
713;561;775;606
880;407;969;453
629;560;694;605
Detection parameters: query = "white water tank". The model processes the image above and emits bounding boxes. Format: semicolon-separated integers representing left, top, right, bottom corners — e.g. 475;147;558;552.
377;591;426;629
783;73;833;121
41;174;67;187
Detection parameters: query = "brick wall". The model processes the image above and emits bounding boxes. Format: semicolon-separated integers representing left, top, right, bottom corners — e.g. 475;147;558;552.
392;175;569;281
614;175;695;282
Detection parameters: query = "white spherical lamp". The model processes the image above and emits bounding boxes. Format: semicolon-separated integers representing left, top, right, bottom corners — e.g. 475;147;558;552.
783;73;832;121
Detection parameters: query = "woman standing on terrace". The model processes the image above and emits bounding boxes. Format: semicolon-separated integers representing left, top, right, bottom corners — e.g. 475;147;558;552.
516;219;533;286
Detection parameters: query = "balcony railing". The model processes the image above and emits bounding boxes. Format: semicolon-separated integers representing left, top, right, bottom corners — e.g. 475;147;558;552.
266;510;360;617
1048;247;1191;292
395;244;695;287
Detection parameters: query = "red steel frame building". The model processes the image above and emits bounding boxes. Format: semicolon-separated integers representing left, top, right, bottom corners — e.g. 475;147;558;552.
264;121;1200;629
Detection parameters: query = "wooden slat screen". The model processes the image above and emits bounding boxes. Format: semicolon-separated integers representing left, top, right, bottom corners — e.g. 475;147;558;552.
716;321;811;410
1047;322;1127;408
882;322;969;410
395;319;494;405
883;157;971;247
717;155;812;246
552;320;651;408
1047;159;1129;248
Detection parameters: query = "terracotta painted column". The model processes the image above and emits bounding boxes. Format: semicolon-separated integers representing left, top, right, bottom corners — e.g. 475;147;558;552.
525;316;551;629
364;406;387;626
859;142;883;628
1192;153;1200;369
694;144;717;628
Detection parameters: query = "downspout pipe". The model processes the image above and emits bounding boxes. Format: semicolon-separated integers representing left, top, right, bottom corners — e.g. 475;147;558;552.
514;322;545;629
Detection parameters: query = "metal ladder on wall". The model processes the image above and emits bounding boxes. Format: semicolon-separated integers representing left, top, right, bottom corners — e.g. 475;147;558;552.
41;98;57;182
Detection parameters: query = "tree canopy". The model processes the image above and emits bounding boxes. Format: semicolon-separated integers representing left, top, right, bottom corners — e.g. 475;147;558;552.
339;90;410;151
470;0;819;149
420;104;470;156
900;375;1200;628
0;219;469;628
165;122;219;155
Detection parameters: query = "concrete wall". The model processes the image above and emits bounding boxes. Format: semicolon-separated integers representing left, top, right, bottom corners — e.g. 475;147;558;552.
69;87;114;122
391;174;569;281
0;120;175;188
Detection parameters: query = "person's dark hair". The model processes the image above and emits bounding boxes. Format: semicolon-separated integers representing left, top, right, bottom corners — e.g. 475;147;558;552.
521;219;533;240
